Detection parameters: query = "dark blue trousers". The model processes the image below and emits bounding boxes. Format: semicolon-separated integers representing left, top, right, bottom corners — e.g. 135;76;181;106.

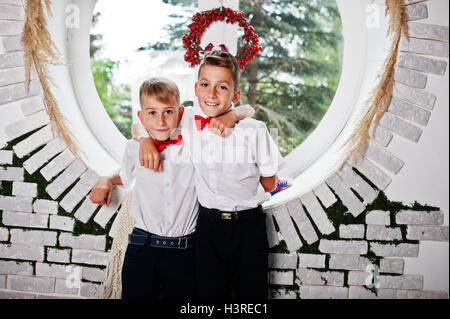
121;227;196;299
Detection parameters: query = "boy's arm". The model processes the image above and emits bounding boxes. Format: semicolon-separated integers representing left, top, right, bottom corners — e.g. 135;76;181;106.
209;104;255;137
260;176;276;193
131;122;162;171
89;170;123;206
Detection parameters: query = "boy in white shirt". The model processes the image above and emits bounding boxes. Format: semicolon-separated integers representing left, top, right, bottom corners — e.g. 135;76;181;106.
90;77;254;299
135;51;284;299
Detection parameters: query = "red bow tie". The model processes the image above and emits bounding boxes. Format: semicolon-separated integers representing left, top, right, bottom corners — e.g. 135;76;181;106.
195;115;211;131
154;134;182;152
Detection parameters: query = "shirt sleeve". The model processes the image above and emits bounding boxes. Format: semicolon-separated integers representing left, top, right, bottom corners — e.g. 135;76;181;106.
255;122;286;177
119;141;136;186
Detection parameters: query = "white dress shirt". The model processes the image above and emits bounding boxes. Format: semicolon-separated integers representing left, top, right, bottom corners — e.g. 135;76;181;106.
119;139;198;237
180;106;285;211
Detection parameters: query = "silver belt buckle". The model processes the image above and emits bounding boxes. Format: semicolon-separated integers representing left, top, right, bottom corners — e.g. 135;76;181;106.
221;213;232;220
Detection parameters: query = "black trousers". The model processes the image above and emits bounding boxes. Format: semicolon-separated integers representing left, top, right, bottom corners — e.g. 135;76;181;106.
195;205;269;299
121;227;196;299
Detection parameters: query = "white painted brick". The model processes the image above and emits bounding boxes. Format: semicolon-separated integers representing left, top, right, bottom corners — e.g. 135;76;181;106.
329;255;372;271
35;263;71;279
366;225;403;241
366;210;391;225
339;163;379;204
348;271;372;286
0;244;44;261
40;149;76;181
394;67;427;89
371;123;393;147
82;267;105;283
23;137;67;174
0;81;40;106
0;167;23;181
269;271;294;286
312;182;337;208
12;181;37;197
406;225;449;241
80;281;100;298
285;198;318;245
397;54;447;76
268;253;297;269
0;195;32;212
271;205;302;252
407;22;449;42
0;36;22;53
0;20;23;37
49;215;75;232
46;247;71;263
55;278;79;295
36;294;83;299
270;289;297;299
0;290;36;299
299;191;335;234
296;269;344;287
8;275;55;294
298;253;326;269
20;95;45;116
0;275;5;288
365;141;404;174
380;258;404;274
0;150;13;164
396;210;444;225
60;181;92;213
74;197;99;224
5;110;49;141
265;212;279;248
379;275;423;290
79;169;100;188
319;240;368;255
0;260;33;275
354;156;392;191
389;96;432;126
397;290;449;299
393;82;436;110
33;199;59;215
400;37;449;57
0;67;27;87
71;249;109;266
0;4;24;20
299;285;348;299
0;51;23;68
339;224;365;239
380;112;423;142
405;3;428;21
93;186;129;228
0;227;8;241
370;242;419;257
325;174;366;217
348;286;396;299
2;211;48;228
45;159;87;200
13;125;54;159
59;233;106;251
10;229;57;246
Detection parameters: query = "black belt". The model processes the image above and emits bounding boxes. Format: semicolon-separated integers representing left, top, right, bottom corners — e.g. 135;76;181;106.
199;205;265;221
128;228;194;249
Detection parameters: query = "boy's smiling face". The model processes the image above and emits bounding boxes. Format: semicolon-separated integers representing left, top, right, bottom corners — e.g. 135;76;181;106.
138;96;183;141
195;65;241;118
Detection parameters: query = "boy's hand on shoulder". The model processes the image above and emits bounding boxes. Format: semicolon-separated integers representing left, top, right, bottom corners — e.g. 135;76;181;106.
138;137;162;171
90;177;113;206
208;111;238;137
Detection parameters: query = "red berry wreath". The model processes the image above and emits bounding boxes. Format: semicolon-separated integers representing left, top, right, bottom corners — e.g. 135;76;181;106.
182;7;263;71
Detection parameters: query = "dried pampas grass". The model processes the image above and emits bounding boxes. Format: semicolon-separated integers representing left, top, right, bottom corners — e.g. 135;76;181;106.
21;0;84;159
342;0;409;166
